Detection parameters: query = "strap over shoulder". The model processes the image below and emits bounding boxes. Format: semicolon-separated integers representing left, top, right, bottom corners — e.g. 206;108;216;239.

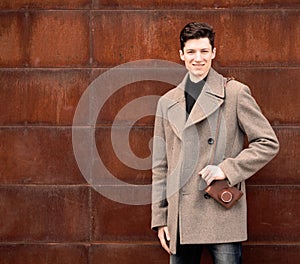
225;77;235;87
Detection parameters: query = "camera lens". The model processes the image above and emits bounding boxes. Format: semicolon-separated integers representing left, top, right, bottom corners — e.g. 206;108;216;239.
220;190;233;203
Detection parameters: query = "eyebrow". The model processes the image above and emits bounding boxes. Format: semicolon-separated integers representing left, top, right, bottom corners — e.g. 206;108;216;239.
186;48;210;51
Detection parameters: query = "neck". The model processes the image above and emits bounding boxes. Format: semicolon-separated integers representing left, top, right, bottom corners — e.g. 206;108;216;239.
189;71;208;83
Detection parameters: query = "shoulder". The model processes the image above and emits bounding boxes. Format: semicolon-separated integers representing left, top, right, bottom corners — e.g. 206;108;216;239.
225;79;252;99
226;79;250;92
161;86;181;99
157;86;183;107
158;73;187;103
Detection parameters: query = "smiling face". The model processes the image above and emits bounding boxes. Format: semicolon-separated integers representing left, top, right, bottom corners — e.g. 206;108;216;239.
179;38;216;81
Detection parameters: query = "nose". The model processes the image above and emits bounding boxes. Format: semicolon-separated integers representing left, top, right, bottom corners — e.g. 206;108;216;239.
195;51;202;61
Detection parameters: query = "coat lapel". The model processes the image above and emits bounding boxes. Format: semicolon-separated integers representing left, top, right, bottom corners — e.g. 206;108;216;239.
166;69;226;139
185;68;225;129
166;75;187;140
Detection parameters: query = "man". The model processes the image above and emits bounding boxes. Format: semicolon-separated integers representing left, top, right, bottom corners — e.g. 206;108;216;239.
151;22;279;264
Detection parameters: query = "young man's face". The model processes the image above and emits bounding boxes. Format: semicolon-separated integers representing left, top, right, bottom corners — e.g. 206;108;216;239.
179;38;216;80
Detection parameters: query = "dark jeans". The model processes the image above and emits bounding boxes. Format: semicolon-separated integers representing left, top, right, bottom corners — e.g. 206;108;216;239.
170;242;242;264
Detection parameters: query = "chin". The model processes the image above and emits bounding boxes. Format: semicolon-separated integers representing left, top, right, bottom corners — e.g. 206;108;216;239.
191;71;204;78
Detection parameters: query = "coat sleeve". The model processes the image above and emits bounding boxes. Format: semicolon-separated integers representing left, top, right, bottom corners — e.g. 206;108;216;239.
218;85;280;186
151;99;168;230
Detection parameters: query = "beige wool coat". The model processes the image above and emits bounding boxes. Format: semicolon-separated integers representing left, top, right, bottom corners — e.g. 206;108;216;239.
151;68;279;254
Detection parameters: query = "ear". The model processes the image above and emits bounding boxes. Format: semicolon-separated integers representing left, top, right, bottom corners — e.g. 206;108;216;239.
179;50;185;61
212;47;216;59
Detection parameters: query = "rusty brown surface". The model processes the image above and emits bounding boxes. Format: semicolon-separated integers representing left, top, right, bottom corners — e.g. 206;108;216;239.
0;13;26;67
243;244;300;264
28;11;90;67
0;1;299;263
91;189;155;242
247;186;300;242
93;0;300;10
0;69;91;125
0;0;91;9
0;128;85;184
92;10;300;67
0;244;89;264
90;244;169;264
0;12;90;67
95;126;152;184
0;186;90;242
1;0;300;10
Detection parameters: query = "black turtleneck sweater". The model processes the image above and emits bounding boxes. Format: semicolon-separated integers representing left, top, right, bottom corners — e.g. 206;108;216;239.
184;75;207;119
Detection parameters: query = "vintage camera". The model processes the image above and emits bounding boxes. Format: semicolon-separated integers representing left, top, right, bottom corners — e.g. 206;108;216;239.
204;180;243;209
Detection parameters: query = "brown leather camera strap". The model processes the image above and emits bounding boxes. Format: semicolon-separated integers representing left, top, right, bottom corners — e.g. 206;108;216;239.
199;79;229;191
205;77;241;191
199;107;222;191
209;77;233;165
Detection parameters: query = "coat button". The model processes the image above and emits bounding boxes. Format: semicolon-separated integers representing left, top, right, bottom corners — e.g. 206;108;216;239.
208;138;214;145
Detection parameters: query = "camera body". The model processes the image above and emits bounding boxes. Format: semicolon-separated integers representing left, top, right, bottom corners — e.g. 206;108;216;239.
204;180;243;209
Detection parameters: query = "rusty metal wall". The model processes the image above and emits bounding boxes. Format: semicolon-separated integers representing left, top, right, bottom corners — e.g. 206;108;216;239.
0;1;299;263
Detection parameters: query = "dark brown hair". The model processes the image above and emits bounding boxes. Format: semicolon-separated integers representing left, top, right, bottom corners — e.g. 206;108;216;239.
180;22;215;51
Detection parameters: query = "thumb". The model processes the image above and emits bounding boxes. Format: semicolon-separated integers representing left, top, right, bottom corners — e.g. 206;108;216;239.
164;227;170;241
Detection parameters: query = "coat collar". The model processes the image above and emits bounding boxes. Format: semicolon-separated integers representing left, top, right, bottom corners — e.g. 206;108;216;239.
167;68;226;139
